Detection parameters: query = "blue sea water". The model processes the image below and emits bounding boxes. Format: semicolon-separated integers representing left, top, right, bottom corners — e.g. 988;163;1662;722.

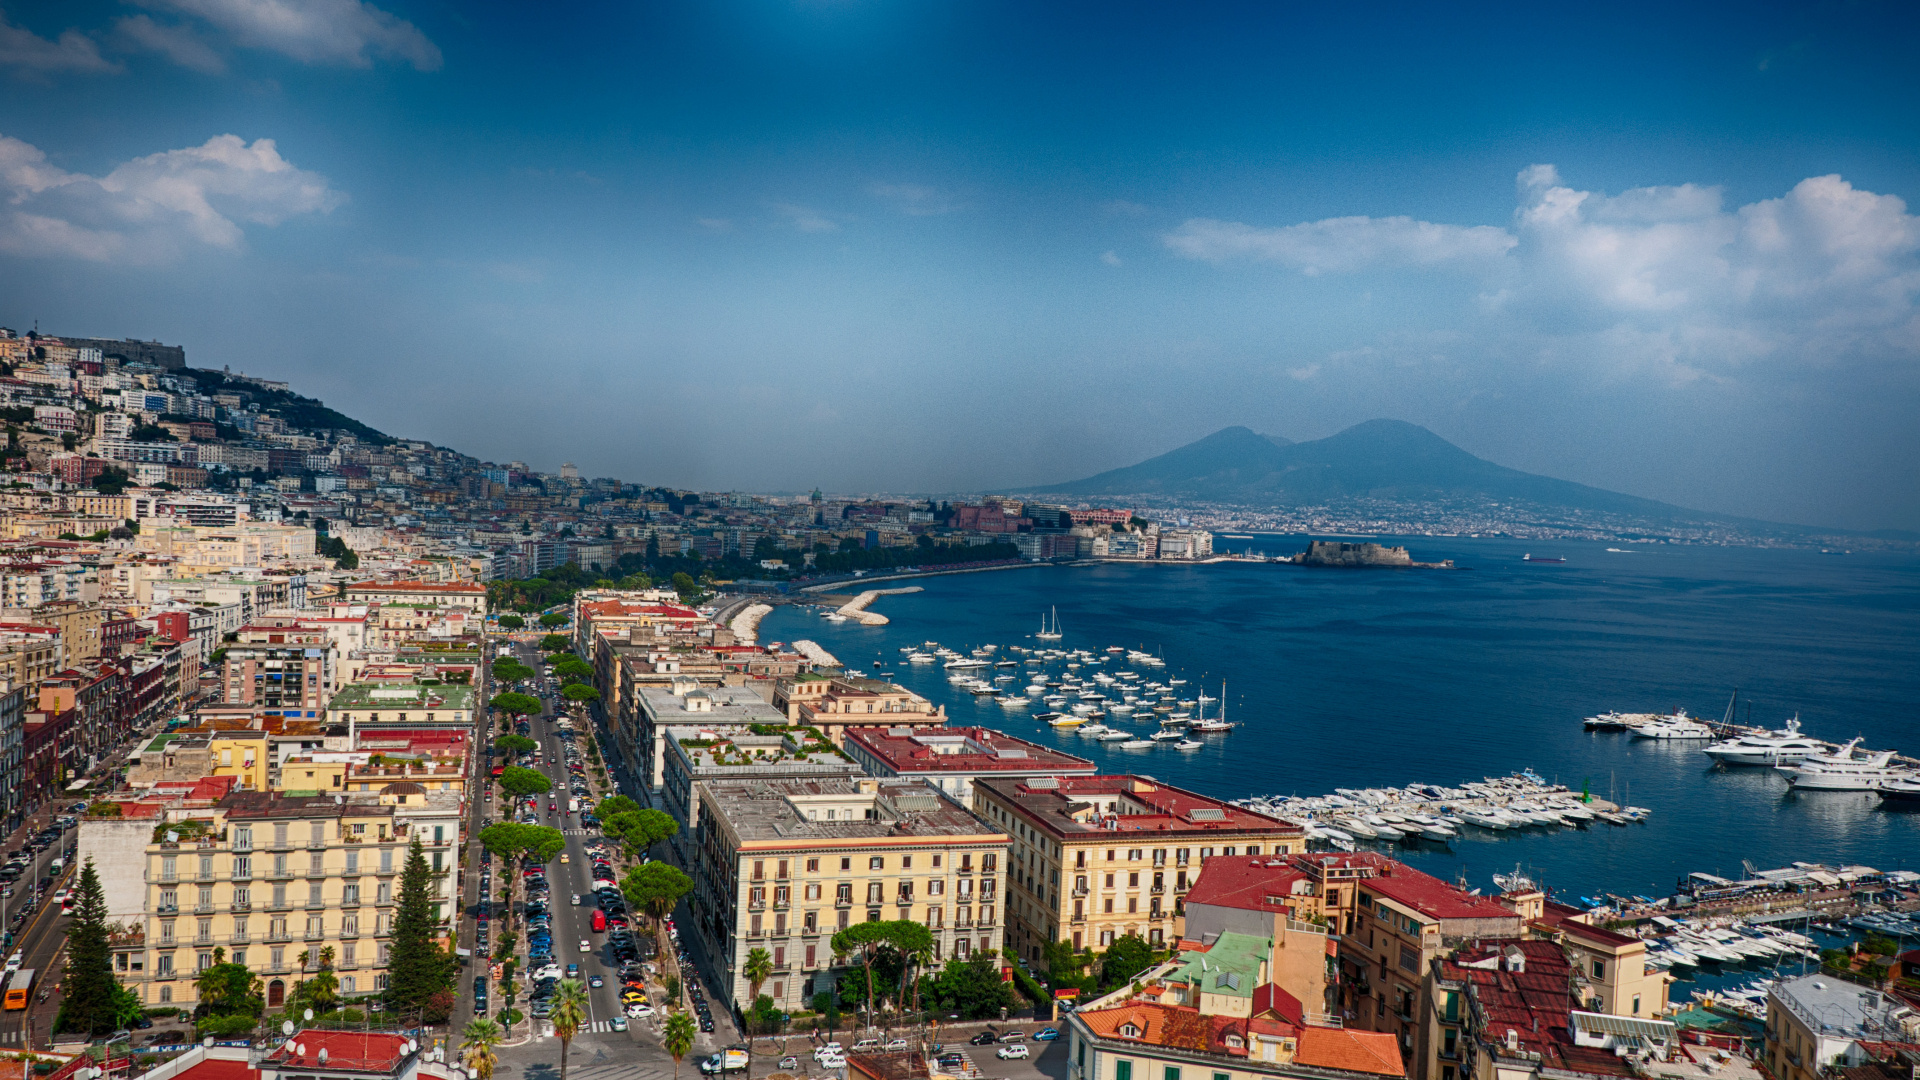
755;535;1920;917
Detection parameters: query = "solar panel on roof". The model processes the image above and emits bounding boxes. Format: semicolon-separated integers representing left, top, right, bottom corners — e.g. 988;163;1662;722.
1189;808;1226;821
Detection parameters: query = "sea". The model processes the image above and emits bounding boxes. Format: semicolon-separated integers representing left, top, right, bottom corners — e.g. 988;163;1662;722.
754;534;1920;977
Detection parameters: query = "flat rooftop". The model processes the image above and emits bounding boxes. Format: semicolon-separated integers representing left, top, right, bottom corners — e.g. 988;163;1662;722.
703;777;1006;847
327;682;474;709
974;775;1304;840
638;684;786;723
844;725;1096;774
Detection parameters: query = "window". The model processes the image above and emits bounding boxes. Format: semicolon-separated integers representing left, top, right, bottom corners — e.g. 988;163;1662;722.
840;857;851;871
869;856;884;870
754;860;765;880
1592;959;1606;980
157;954;174;977
806;858;820;872
1105;873;1114;888
1128;872;1139;887
234;827;253;851
1127;849;1141;862
982;854;997;872
778;860;789;878
345;850;358;874
932;854;941;868
867;883;884;903
1116;1061;1132;1080
1163;1070;1180;1080
1632;994;1641;1015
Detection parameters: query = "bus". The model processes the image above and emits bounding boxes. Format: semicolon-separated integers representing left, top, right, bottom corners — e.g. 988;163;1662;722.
4;969;35;1010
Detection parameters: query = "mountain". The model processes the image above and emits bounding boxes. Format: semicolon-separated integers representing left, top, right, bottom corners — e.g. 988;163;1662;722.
1021;419;1693;519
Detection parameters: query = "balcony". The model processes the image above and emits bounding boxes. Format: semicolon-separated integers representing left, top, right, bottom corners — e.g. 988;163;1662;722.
834;899;852;909
194;903;215;914
230;902;251;913
266;931;292;943
195;935;215;946
304;930;326;941
158;872;179;884
229;934;250;945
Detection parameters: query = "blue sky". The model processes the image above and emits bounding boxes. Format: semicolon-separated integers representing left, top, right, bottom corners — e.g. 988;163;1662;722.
2;1;1918;529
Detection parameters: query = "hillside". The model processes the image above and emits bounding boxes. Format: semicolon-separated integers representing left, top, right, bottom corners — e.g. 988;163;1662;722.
1022;419;1694;520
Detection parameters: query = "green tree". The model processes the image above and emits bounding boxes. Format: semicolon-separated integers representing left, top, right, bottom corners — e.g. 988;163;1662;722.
645;532;660;562
538;612;568;628
744;948;773;1008
495;734;538;755
493;657;537;681
926;955;1015;1020
387;840;457;1021
289;947;341;1016
1100;933;1155;988
498;1007;525;1040
56;858;117;1036
561;683;600;705
671;572;696;597
550;979;589;1080
461;1019;504;1080
478;823;565;932
604;808;678;861
663;1009;696;1080
1041;940;1096;994
832;921;922;1024
192;948;264;1021
621;862;694;957
597;795;640;819
497;614;526;630
552;657;594;682
498;766;553;800
538;633;571;651
490;692;541;719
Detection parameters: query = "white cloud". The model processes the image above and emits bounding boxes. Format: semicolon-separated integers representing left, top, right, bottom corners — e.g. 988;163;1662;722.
114;14;226;73
0;11;119;76
1172;166;1920;382
869;183;957;216
0;132;343;263
1101;250;1122;266
134;0;441;70
773;202;837;233
1165;214;1515;273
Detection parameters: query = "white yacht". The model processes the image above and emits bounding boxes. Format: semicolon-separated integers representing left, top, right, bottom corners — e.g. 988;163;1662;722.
1778;740;1911;790
944;657;990;669
1630;711;1715;739
1702;716;1827;766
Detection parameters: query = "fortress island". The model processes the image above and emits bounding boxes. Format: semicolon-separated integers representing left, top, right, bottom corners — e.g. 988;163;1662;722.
1291;539;1455;568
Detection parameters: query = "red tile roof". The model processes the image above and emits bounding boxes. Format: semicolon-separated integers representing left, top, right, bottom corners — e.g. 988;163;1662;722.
844;726;1095;774
1366;863;1518;920
1295;1028;1405;1077
170;1058;256;1080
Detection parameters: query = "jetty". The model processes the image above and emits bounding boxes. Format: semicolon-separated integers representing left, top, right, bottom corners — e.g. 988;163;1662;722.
728;601;774;644
833;586;923;626
789;639;840;667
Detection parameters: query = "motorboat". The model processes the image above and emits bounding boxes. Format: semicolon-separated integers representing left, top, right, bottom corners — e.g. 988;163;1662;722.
1877;775;1920;805
944;657;990;669
1150;729;1184;742
1702;716;1828;766
1049;714;1089;727
1630;711;1714;739
1778;740;1910;790
1175;739;1203;750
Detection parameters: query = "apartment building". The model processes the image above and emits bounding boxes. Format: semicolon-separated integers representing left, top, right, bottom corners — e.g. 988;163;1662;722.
620;679;786;803
1527;903;1669;1021
692;777;1010;1014
342;580;487;615
1763;974;1918;1080
129;791;456;1009
970;776;1306;965
770;674;946;743
842;725;1097;801
1065;936;1405;1080
325;682;474;742
1430;940;1678;1080
0;625;63;690
659;726;864;868
223;621;335;716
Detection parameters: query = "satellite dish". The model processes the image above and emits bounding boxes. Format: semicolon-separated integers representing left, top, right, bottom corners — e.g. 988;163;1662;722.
282;1021;295;1036
318;1049;328;1065
304;1009;315;1021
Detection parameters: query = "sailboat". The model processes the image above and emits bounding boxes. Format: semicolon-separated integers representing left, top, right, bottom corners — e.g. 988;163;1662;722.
1035;607;1063;641
1192;682;1235;733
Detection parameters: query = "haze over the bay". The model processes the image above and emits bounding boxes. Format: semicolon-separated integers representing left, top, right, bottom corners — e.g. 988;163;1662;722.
2;1;1918;530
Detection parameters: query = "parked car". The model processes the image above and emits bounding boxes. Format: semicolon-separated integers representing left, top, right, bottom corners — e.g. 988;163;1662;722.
969;1033;998;1046
1035;1028;1061;1041
997;1045;1030;1061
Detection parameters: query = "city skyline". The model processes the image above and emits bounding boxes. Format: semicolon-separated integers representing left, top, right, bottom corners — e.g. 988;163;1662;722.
2;2;1918;529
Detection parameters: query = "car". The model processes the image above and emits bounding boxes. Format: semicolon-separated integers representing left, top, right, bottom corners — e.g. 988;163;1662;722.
699;1018;715;1032
936;1055;966;1070
530;999;553;1018
816;1055;845;1070
531;963;562;981
580;938;593;953
560;853;569;863
886;1040;909;1051
997;1046;1030;1061
620;989;646;1005
1035;1028;1061;1041
589;974;605;987
609;1016;628;1032
969;1033;998;1046
999;1031;1028;1042
565;963;580;978
572;893;582;906
627;1002;655;1018
851;1040;881;1053
813;1043;844;1059
133;1015;154;1030
779;1058;799;1071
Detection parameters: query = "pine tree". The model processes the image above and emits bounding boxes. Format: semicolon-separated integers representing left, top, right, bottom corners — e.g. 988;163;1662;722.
57;859;117;1036
385;839;453;1020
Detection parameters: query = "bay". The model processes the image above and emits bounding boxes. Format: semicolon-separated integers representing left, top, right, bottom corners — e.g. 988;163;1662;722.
756;535;1920;908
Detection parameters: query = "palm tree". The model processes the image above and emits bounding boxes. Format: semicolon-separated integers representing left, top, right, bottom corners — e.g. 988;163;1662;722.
664;1010;697;1080
461;1019;504;1080
550;979;589;1080
743;947;774;1022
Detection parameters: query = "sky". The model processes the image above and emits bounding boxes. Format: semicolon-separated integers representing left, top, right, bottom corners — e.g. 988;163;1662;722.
1;1;1918;530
